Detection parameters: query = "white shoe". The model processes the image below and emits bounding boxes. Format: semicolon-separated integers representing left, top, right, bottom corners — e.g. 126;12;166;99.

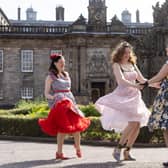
112;148;121;162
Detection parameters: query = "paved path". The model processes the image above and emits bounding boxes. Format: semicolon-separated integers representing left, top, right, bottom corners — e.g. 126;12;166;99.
0;140;168;168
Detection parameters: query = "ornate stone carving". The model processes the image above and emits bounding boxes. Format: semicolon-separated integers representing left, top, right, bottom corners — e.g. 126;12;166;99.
110;15;126;32
152;1;168;26
153;2;161;26
72;14;86;25
71;14;87;32
87;49;109;76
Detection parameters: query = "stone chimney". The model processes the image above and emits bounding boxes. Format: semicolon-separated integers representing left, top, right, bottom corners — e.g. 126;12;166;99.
136;9;140;23
18;6;21;20
56;6;64;21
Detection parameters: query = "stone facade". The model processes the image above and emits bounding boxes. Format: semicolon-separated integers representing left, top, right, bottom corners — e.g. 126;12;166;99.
0;34;135;105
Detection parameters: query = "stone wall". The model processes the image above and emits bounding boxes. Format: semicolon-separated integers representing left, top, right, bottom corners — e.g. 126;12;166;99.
0;34;145;106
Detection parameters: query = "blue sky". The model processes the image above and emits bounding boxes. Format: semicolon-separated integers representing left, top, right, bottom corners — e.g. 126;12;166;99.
0;0;166;23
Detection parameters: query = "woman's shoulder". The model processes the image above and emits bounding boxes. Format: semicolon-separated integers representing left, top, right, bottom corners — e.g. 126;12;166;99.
64;71;69;76
112;63;123;71
64;71;71;79
47;72;56;81
112;62;120;68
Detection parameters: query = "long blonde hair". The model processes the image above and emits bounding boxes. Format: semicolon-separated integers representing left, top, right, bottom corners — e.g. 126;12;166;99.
111;41;137;64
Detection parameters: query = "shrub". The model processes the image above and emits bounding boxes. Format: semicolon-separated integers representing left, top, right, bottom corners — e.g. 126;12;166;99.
0;101;100;118
0;108;31;115
14;100;49;117
79;103;100;117
0;100;165;144
0;115;46;137
16;100;49;110
0;115;164;144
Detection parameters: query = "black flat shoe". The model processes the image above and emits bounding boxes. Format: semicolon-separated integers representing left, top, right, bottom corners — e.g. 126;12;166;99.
123;150;136;161
163;162;168;167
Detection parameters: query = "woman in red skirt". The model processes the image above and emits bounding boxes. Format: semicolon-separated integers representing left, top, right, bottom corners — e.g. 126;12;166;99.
38;54;90;160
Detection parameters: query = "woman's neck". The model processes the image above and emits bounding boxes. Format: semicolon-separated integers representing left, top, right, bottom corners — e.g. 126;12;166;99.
120;60;129;65
58;71;62;75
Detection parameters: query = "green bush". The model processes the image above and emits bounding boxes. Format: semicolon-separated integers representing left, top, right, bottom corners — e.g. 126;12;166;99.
0;115;46;137
0;108;31;115
0;100;99;118
79;103;100;117
0;99;165;144
0;109;10;115
16;100;49;111
14;100;50;117
28;111;49;118
0;114;164;143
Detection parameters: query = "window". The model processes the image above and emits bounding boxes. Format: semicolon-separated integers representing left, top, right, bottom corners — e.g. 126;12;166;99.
50;50;62;55
21;50;33;72
0;50;3;72
21;88;33;99
0;89;3;99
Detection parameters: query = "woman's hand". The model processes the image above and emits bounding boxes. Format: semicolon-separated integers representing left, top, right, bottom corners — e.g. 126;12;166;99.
135;83;144;90
149;82;161;89
47;95;55;100
50;95;55;100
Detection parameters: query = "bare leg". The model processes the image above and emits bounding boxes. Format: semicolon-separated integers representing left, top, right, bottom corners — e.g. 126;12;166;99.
113;122;138;161
163;129;168;147
57;133;66;154
126;122;140;147
123;122;140;160
119;123;134;145
73;132;82;157
73;132;81;150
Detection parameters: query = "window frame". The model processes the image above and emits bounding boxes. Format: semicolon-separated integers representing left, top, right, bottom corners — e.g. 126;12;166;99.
50;49;62;55
21;50;33;72
21;87;34;99
0;50;3;72
0;89;3;100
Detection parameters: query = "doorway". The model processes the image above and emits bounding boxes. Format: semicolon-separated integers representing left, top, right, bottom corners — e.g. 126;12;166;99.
91;82;105;103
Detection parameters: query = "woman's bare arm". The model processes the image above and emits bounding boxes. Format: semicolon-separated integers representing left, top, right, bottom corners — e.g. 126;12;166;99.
113;63;143;89
148;64;168;84
134;64;147;83
44;75;55;100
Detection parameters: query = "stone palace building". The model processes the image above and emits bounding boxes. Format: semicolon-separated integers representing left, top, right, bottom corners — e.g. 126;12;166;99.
0;0;167;106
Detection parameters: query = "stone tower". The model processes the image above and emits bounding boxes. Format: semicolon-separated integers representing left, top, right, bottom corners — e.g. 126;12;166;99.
121;9;131;24
88;0;107;32
26;6;37;21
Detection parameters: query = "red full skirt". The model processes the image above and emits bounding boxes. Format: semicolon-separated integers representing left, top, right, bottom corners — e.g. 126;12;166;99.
38;99;91;136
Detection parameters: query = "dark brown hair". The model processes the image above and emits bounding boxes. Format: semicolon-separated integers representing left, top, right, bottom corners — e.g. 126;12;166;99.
49;55;67;78
111;41;137;64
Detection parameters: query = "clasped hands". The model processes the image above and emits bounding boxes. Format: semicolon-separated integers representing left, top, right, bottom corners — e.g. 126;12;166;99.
136;81;161;90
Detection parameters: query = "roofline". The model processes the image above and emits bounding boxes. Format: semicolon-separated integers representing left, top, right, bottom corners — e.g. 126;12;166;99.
0;8;10;24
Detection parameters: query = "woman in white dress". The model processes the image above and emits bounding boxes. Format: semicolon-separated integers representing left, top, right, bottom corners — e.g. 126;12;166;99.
95;42;151;161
